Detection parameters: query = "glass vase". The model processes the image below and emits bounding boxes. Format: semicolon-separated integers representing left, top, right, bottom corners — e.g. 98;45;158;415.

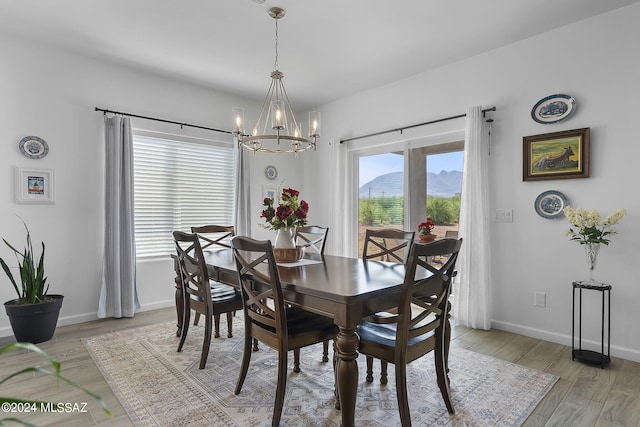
274;227;296;249
584;242;600;282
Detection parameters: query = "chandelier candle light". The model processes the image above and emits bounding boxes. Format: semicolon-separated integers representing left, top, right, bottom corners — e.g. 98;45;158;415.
232;7;320;155
563;206;626;282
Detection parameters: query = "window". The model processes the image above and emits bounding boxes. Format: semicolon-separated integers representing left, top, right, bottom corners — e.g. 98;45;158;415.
358;152;405;255
132;133;235;259
355;140;463;256
423;143;464;239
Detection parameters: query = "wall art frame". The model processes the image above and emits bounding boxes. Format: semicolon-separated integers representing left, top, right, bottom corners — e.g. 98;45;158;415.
523;127;590;181
15;167;56;204
262;185;278;201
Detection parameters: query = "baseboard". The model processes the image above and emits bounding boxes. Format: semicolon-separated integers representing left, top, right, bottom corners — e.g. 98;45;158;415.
492;319;640;363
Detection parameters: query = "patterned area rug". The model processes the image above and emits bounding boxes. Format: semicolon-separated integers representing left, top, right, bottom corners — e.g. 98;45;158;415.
83;316;558;426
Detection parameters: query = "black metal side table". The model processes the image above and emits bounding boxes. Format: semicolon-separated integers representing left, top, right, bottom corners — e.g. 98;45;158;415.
572;281;611;368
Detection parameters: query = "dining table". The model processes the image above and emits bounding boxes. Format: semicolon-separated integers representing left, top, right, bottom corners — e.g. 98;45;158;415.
172;248;417;427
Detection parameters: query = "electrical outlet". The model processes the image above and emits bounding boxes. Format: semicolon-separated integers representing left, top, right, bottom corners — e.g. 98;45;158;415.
495;209;513;223
535;292;546;307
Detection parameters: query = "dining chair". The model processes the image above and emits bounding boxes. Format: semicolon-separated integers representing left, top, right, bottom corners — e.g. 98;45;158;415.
357;238;462;426
295;225;329;256
191;225;235;249
362;228;416;264
293;225;332;364
231;236;338;427
190;225;236;330
173;231;243;369
351;228;417;367
444;229;458;240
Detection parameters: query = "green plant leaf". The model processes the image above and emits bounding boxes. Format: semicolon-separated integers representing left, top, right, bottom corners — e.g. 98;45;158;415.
0;343;112;419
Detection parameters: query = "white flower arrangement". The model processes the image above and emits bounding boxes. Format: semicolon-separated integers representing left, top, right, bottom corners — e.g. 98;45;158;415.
563;206;626;245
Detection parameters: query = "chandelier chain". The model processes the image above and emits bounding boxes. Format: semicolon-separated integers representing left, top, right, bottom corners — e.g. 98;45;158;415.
273;19;279;71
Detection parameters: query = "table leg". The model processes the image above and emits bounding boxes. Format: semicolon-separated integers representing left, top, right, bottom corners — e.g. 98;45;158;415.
335;327;359;427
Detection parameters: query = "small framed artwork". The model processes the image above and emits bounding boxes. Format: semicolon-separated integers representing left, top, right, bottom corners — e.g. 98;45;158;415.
15;167;55;204
262;185;278;201
523;127;589;181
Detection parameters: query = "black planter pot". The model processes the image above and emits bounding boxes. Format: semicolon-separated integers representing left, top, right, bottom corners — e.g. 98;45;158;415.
4;295;64;344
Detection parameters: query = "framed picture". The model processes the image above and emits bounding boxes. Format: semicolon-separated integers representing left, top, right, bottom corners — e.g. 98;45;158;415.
262;185;278;201
15;167;55;204
523;127;589;181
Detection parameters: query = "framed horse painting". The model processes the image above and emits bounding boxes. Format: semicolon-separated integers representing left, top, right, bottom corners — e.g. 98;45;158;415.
523;127;590;181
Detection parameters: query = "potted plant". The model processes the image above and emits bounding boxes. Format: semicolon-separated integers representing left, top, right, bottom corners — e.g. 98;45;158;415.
0;221;63;343
417;218;436;243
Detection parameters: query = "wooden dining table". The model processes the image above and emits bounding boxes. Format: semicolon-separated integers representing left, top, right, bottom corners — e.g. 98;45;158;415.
173;248;414;427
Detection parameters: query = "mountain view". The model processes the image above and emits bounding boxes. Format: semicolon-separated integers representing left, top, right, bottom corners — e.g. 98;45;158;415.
359;170;462;198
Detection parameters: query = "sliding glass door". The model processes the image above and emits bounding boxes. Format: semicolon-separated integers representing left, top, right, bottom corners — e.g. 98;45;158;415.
355;141;463;256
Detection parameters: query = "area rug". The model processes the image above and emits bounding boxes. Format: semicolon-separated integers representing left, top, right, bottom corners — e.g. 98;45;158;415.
82;316;558;426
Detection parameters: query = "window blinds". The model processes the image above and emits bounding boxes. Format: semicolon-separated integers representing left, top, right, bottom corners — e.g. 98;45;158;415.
132;134;235;259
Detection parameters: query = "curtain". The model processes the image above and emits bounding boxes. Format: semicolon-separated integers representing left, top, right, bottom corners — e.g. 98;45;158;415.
453;106;492;329
98;115;140;318
327;139;350;256
234;145;251;237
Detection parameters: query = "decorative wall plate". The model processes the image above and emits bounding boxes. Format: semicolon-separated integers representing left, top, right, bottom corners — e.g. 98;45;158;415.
531;94;576;124
265;165;278;180
534;190;568;219
19;136;49;159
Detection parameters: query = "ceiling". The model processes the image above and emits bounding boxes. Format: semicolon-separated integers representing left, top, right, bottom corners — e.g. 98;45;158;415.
1;0;639;110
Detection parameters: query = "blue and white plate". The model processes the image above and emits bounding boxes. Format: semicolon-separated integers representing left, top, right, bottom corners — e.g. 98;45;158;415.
531;94;576;124
19;136;49;159
534;190;568;219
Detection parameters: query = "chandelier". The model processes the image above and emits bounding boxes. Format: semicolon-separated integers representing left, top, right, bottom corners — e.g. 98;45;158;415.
232;7;320;154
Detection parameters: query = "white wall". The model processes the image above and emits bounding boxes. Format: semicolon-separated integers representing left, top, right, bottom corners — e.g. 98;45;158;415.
305;4;640;361
0;34;306;334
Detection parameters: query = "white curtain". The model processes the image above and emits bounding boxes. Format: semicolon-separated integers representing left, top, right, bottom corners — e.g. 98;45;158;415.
234;145;251;237
454;106;492;329
327;139;350;256
99;115;140;318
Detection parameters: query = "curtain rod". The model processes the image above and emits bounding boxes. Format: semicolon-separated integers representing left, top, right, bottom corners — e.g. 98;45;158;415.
339;106;496;144
94;107;232;135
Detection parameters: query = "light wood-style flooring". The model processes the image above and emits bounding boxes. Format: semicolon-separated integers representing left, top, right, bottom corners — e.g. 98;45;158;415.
1;307;638;426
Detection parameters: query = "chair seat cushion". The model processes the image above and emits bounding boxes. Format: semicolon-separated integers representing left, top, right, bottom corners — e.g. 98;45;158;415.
192;280;240;303
285;306;336;335
252;306;337;337
357;318;435;348
209;282;240;302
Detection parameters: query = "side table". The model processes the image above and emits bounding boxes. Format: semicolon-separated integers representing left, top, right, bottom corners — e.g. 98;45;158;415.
571;281;611;368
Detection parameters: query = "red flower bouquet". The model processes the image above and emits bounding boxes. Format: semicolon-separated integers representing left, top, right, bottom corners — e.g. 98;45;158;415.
261;188;309;230
417;218;435;235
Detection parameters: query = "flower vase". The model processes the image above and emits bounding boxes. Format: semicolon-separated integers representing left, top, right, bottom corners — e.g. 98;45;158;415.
419;234;436;243
274;227;296;249
584;242;600;282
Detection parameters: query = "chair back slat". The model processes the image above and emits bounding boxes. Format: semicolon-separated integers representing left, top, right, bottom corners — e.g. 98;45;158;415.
362;228;415;264
231;236;286;334
173;231;212;310
191;225;235;250
397;238;463;347
295;225;329;255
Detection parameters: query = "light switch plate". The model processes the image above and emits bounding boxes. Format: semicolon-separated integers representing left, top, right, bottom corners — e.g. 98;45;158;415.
495;209;513;223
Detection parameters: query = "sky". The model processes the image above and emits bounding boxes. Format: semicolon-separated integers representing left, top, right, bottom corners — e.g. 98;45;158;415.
359;151;464;185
